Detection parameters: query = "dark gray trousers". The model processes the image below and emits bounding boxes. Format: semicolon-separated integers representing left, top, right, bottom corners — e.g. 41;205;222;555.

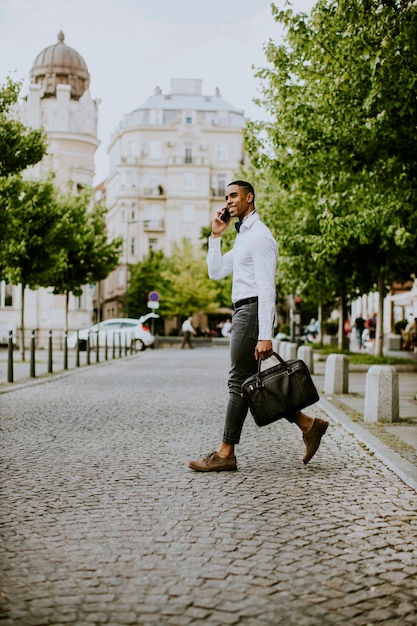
222;301;295;445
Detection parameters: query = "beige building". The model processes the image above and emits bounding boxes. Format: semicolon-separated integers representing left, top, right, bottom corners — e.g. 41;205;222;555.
0;32;101;346
100;78;246;318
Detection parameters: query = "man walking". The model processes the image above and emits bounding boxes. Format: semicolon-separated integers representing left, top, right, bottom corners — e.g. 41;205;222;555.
189;181;328;472
181;316;196;349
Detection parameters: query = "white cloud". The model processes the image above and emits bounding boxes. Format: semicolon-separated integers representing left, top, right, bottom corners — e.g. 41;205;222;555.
0;0;315;183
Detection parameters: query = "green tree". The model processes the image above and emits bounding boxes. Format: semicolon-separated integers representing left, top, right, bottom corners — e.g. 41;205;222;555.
127;249;168;319
1;175;63;359
161;238;221;317
242;0;417;354
49;189;123;331
0;77;47;274
0;76;46;178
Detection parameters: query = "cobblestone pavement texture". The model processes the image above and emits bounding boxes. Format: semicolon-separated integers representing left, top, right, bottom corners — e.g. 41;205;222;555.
1;346;417;626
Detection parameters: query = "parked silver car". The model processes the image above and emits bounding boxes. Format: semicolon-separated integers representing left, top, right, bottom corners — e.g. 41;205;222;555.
67;314;159;351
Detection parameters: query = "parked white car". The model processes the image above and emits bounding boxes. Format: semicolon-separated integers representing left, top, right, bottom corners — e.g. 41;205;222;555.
67;314;159;351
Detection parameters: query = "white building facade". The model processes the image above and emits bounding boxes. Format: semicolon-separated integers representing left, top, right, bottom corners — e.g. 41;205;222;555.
101;78;246;318
0;32;100;346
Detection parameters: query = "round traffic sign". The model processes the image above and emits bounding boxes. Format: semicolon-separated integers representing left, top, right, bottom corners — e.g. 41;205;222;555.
148;291;160;302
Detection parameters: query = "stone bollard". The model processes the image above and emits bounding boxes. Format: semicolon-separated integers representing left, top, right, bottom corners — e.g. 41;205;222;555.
297;345;314;375
364;365;399;423
281;342;297;360
324;354;349;394
277;341;287;359
272;338;281;354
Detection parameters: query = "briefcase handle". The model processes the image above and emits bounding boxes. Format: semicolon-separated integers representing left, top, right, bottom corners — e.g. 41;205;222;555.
257;352;294;375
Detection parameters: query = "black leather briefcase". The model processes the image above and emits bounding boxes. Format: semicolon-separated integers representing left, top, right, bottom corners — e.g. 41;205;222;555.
241;352;319;427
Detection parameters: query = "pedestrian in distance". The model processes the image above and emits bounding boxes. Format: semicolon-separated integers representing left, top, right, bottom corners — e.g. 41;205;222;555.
354;314;366;349
181;316;196;349
189;181;328;472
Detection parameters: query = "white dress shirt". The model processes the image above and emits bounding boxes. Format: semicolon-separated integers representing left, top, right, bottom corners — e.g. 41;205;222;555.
207;211;278;340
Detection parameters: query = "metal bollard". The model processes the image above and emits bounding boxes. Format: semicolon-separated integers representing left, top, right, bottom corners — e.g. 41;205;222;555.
30;330;36;378
63;331;68;370
76;331;80;367
112;335;116;359
105;333;108;361
48;330;53;374
118;332;122;358
7;330;14;383
87;333;91;365
96;331;100;363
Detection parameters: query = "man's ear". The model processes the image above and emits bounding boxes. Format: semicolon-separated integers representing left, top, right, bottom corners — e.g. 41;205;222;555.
247;191;254;203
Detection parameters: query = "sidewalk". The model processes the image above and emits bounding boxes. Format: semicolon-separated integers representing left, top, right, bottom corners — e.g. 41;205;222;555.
310;357;417;492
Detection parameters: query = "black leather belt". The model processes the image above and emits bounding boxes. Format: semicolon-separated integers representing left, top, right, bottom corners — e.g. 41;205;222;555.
232;296;258;310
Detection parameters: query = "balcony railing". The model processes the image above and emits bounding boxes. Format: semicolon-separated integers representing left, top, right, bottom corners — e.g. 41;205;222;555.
143;219;164;232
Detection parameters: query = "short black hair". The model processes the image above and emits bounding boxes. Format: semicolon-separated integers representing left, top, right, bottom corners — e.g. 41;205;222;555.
228;180;255;198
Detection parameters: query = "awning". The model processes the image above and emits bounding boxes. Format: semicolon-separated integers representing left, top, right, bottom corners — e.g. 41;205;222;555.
389;290;417;305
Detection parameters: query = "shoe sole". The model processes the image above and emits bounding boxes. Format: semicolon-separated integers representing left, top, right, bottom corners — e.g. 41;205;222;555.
188;462;237;472
303;422;329;465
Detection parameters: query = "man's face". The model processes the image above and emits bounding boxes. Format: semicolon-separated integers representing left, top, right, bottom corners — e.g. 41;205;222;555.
225;184;253;220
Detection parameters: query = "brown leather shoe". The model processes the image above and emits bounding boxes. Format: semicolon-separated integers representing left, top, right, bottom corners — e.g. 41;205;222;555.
189;451;237;472
303;418;329;464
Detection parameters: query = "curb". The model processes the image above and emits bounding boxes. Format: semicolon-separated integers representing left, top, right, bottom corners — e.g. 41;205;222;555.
318;395;417;493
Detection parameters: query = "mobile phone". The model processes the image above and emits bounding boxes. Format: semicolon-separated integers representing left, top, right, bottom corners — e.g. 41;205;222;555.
220;207;231;223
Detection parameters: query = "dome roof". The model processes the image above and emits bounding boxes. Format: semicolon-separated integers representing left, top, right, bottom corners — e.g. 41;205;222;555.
30;31;90;101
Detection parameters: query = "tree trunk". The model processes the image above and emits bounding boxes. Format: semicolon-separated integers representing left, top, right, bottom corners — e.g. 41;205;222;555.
375;274;385;357
338;289;349;351
317;302;323;344
20;284;26;361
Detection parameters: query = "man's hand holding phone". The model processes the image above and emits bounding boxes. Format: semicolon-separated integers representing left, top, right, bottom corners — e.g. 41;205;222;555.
211;207;231;238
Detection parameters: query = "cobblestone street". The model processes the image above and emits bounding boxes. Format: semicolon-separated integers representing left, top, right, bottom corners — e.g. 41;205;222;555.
1;346;416;626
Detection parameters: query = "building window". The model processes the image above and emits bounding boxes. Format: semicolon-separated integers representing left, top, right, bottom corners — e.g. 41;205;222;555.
182;204;194;223
147;174;159;195
0;281;13;307
130;171;138;188
184;111;193;124
185;143;192;164
183;173;195;190
217;143;228;161
129;141;138;157
216;175;226;197
148;238;158;251
150;109;163;125
130;237;135;256
149;141;161;159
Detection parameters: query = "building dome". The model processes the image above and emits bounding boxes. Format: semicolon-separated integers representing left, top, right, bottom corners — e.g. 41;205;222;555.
30;31;90;100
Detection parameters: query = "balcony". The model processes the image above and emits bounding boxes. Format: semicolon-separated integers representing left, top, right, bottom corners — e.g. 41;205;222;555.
143;186;164;197
143;219;165;232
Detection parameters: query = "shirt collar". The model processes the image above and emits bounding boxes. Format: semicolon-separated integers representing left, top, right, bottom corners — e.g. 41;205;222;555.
235;209;258;233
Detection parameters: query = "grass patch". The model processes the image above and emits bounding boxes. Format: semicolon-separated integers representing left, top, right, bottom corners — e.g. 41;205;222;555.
313;345;415;366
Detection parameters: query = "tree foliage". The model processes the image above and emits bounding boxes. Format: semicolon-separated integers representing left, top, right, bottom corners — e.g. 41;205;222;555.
0;76;47;178
50;188;123;329
242;0;417;352
1;175;65;357
128;239;222;319
0;77;48;275
128;249;169;318
161;239;222;317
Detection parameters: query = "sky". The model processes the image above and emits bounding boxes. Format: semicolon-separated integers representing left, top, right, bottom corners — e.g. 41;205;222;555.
0;0;315;184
